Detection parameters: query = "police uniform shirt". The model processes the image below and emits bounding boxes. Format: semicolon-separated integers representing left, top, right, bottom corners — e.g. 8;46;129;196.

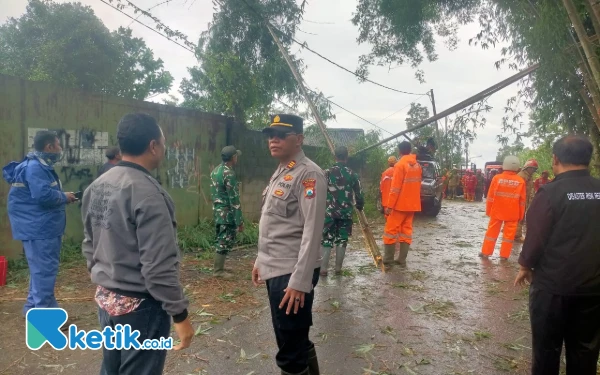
255;150;327;293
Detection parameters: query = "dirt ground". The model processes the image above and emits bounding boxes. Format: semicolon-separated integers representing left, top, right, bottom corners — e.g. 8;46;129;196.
0;200;542;375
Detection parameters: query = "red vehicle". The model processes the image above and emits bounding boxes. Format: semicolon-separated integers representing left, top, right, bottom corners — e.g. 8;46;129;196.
484;161;503;198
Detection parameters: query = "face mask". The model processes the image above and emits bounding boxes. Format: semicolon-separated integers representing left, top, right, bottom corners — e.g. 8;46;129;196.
34;151;62;166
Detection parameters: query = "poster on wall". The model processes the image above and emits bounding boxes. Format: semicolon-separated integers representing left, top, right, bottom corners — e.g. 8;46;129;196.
28;127;109;166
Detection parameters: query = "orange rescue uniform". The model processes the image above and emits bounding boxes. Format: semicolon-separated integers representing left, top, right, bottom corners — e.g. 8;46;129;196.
383;154;422;245
380;166;395;211
481;171;526;258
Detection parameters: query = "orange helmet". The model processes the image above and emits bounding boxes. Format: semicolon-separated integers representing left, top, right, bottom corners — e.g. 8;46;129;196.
387;156;397;166
523;159;539;169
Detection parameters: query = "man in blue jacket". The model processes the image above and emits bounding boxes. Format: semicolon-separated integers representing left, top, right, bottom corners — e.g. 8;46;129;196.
3;130;77;316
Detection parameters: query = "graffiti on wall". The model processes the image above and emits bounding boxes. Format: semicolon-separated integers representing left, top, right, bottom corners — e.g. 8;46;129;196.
28;127;109;166
28;127;109;206
166;143;197;189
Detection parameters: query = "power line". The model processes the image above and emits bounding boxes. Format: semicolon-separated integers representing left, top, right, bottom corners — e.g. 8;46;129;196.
98;0;196;54
101;0;421;137
292;38;427;96
354;63;540;154
374;94;427;126
236;0;426;96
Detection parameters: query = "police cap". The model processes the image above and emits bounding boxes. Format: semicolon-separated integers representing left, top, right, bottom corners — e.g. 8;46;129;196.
262;114;304;135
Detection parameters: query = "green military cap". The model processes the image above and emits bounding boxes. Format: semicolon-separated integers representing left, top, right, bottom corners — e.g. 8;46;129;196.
262;114;304;135
334;145;348;159
221;145;241;161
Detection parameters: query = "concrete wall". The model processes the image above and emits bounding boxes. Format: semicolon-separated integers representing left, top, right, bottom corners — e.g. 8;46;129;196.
0;74;321;258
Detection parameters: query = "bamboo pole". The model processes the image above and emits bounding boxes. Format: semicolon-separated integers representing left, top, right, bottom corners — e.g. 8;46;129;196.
263;23;384;271
563;0;600;92
588;0;600;33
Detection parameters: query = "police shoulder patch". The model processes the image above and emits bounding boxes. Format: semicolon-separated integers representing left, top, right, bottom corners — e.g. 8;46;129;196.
302;178;316;199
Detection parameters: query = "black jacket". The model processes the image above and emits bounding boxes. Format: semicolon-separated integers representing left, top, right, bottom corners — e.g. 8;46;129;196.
519;169;600;296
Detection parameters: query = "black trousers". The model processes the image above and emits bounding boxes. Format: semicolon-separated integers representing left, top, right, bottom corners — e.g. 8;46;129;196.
98;299;171;375
266;268;320;374
530;285;600;375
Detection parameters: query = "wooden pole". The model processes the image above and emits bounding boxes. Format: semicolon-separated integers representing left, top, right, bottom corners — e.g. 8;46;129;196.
354;63;540;155
263;22;384;271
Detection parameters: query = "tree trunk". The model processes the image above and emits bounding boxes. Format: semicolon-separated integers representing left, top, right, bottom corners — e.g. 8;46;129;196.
563;0;600;92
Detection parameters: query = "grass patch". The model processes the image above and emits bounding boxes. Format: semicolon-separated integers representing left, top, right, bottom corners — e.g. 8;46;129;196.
7;238;84;285
408;270;428;282
7;220;259;283
178;219;259;255
392;282;426;292
474;330;492;340
508;304;529;322
409;299;457;318
453;241;473;248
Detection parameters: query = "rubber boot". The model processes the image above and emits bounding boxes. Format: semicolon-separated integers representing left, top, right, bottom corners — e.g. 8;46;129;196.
307;344;320;375
320;246;332;276
334;245;346;275
395;243;409;267
383;244;395;267
213;253;233;279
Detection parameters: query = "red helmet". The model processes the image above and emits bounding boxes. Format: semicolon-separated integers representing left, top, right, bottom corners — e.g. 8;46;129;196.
523;159;539;169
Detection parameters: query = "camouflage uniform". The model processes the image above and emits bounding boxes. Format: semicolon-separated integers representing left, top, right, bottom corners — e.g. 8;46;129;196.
210;163;243;255
321;162;365;248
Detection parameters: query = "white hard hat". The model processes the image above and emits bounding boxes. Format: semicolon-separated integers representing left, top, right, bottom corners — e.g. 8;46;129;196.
502;155;520;172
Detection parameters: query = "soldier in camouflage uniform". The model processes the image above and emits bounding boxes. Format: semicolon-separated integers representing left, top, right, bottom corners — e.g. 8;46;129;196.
210;145;244;278
320;146;365;276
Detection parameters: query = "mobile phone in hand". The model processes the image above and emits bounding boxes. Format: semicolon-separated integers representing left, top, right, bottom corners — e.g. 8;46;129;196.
74;191;83;200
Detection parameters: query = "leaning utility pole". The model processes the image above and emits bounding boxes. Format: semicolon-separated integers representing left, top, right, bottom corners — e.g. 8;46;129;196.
263;22;384;272
429;89;440;142
353;63;540;155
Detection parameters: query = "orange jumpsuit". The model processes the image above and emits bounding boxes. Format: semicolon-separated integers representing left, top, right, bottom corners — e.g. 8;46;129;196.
380;166;395;211
481;171;526;258
383;154;422;245
465;174;477;202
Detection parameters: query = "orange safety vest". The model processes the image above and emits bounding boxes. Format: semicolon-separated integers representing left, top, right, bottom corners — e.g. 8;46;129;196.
486;171;526;222
380;166;395;208
387;154;422;212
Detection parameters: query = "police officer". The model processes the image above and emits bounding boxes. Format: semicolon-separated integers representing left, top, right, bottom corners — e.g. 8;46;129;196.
252;114;326;375
320;146;364;276
210;145;243;278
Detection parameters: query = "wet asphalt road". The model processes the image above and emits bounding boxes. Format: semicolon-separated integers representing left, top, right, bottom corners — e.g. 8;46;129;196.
0;200;537;375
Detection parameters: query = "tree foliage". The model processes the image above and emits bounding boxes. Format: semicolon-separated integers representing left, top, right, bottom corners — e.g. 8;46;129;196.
177;0;333;129
351;0;483;82
0;0;173;100
351;0;600;175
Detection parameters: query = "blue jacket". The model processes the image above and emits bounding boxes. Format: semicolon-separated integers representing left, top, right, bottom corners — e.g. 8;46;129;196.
3;153;67;240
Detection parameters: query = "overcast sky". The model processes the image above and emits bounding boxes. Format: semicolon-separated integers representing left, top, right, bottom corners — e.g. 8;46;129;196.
1;0;531;165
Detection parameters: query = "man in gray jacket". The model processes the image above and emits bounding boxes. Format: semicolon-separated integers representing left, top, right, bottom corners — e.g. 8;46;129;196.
252;114;326;375
81;113;194;375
